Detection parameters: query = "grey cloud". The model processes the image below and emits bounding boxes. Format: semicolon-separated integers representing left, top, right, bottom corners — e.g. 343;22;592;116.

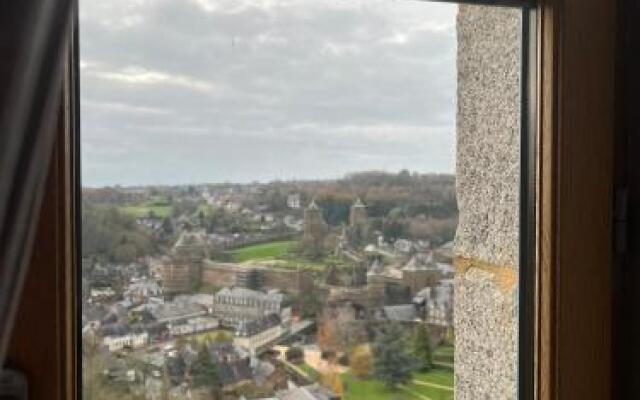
80;0;456;186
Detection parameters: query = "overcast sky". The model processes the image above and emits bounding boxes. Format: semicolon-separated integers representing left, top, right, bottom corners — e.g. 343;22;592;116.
80;0;457;187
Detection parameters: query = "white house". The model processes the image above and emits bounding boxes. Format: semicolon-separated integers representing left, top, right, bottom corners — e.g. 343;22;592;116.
168;317;219;336
103;332;148;352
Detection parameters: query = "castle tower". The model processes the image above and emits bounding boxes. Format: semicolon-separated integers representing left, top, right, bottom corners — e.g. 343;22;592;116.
161;229;208;294
349;197;369;243
302;199;328;259
303;199;327;242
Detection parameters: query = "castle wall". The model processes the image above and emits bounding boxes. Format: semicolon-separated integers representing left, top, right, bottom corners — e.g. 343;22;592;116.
161;263;200;294
201;262;239;288
201;261;313;294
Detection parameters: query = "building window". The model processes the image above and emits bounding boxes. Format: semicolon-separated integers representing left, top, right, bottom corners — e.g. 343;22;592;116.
79;0;535;399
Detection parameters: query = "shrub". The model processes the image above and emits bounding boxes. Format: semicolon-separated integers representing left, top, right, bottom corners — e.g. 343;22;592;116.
286;346;304;363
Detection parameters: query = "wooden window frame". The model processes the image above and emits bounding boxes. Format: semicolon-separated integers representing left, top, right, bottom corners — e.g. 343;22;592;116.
537;0;615;399
4;0;616;398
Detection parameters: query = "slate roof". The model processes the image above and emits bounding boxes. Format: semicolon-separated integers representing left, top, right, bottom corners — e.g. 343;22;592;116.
218;360;253;386
206;342;253;386
215;287;284;304
402;252;439;271
83;304;108;324
236;313;281;337
352;197;366;208
382;304;418;322
99;322;130;337
209;342;249;364
149;300;206;322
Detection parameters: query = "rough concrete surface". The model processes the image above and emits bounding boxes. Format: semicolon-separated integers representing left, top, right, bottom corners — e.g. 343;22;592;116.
455;5;521;268
454;5;521;399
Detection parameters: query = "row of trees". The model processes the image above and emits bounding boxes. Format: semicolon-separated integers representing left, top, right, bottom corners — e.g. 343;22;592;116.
82;204;155;263
342;324;434;389
315;324;435;396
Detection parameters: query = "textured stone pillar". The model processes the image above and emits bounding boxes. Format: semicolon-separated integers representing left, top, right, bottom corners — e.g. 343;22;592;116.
454;5;521;399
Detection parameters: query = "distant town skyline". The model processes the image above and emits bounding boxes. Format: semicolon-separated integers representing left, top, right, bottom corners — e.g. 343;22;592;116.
80;0;457;186
81;169;456;189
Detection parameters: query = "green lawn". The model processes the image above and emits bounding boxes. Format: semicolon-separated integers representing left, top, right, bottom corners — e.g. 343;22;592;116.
435;345;453;356
190;330;233;345
299;363;321;380
227;241;352;272
121;204;172;219
229;241;296;262
433;345;454;364
295;358;453;400
341;370;454;400
413;368;454;387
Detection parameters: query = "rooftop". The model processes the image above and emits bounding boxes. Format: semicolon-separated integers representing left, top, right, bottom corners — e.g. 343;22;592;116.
215;287;284;303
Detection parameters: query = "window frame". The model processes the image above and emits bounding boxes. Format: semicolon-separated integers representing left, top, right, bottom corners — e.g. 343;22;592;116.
3;0;616;398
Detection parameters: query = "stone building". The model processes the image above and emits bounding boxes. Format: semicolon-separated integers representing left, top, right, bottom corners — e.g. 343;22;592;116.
287;193;301;209
213;287;284;327
303;199;327;242
401;252;444;294
123;279;163;303
208;342;253;392
102;332;148;352
234;313;288;355
348;197;369;244
160;229;208;294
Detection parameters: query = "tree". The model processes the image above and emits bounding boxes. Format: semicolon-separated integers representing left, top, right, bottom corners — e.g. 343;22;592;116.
286;346;304;363
191;344;221;397
82;205;153;263
382;216;406;241
412;324;434;371
296;288;323;318
349;344;373;378
161;217;174;236
317;313;339;354
321;365;344;397
246;269;261;290
372;324;416;388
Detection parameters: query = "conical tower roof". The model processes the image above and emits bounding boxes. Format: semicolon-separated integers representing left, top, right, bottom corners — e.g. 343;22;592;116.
352;197;366;208
308;198;320;210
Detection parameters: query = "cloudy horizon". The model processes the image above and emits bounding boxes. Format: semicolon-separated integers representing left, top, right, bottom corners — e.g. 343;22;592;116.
80;0;457;187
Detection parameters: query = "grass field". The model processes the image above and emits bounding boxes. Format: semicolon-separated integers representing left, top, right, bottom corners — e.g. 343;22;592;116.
296;361;454;400
227;241;352;272
413;368;454;387
229;241;296;262
433;345;454;365
434;345;454;357
340;368;454;400
121;204;172;219
299;363;321;380
189;330;233;345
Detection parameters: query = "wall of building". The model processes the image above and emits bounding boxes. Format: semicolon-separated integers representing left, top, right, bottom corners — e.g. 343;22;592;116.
261;268;314;293
161;263;200;294
454;5;521;399
201;262;239;288
201;261;313;294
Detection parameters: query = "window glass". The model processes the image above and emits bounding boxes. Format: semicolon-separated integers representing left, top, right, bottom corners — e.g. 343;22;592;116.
80;1;525;399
